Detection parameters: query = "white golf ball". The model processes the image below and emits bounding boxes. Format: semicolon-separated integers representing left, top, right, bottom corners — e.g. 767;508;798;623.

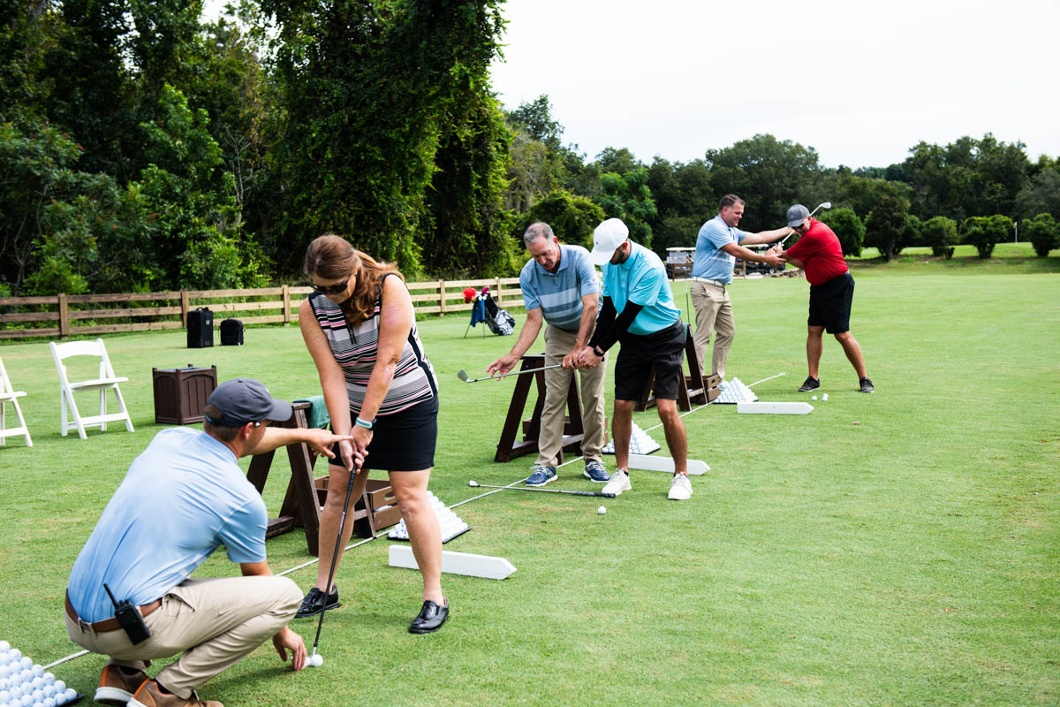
822;393;829;401
597;505;607;515
811;395;817;400
309;653;323;667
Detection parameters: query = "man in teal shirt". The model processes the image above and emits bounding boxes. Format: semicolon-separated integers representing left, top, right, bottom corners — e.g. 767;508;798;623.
574;218;693;501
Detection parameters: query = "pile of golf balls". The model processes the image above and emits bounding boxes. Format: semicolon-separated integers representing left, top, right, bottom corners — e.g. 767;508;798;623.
0;641;79;706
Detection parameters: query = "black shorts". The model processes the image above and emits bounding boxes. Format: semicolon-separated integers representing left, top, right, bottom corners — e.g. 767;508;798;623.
808;272;855;334
330;396;438;471
614;321;687;401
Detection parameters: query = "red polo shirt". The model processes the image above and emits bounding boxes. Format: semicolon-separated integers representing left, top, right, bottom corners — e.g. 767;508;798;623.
784;218;848;286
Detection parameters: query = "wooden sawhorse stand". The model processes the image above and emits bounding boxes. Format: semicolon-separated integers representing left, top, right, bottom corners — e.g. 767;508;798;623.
246;401;376;556
495;354;584;463
635;325;720;412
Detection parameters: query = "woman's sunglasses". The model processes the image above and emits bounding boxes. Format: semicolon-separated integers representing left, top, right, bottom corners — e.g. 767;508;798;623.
311;278;350;295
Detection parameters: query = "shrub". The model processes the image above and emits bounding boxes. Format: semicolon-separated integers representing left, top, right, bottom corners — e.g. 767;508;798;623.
1023;213;1059;257
962;215;1012;259
922;216;959;258
819;208;865;257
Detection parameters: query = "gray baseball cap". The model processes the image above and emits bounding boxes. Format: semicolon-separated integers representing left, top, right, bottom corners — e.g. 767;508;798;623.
205;378;292;426
786;204;810;228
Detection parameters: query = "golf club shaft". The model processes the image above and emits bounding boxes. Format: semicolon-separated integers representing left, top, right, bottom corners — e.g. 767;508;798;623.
472;481;614;498
461;363;562;383
311;462;360;653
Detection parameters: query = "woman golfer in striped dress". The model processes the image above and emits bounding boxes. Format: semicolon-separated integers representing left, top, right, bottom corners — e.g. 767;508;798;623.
297;234;448;634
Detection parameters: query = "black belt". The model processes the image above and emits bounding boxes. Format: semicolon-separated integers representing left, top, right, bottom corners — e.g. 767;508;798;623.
644;321;684;340
65;591;161;633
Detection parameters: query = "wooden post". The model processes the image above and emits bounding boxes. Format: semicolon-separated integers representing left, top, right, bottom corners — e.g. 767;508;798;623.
281;285;291;325
180;290;190;327
58;293;69;338
439;280;447;314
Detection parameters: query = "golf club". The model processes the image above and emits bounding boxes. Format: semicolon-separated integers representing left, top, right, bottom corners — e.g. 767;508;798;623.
457;364;562;384
308;461;361;668
778;201;832;247
468;480;615;498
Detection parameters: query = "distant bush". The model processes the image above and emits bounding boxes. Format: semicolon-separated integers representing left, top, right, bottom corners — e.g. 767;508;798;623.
922;216;959;258
1023;213;1058;257
819;208;865;257
962;215;1012;259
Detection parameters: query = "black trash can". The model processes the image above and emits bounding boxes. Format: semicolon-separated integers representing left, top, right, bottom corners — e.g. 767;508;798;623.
187;308;214;348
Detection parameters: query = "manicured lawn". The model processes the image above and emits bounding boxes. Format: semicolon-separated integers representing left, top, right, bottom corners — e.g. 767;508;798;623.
0;263;1057;705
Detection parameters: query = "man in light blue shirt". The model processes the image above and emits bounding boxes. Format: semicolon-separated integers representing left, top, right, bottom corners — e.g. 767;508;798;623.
575;218;693;501
65;378;352;707
488;222;609;486
691;194;787;382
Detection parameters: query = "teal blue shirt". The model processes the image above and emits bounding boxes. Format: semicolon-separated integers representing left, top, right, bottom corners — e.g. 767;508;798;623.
600;242;681;335
67;427;267;622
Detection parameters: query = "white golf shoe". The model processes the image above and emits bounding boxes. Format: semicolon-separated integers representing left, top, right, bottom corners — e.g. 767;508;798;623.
667;473;693;500
602;470;631;496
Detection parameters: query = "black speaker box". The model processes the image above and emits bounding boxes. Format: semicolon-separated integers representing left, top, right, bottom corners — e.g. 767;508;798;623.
187;308;214;348
220;319;244;346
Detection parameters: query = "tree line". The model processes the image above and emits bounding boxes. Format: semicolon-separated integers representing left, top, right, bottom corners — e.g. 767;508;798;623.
2;1;1058;299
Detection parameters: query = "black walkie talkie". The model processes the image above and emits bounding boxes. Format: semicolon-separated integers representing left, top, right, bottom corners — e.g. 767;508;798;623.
103;583;151;645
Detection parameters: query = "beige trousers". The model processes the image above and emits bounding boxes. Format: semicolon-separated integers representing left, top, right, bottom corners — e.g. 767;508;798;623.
689;280;735;380
536;325;607;468
65;575;302;699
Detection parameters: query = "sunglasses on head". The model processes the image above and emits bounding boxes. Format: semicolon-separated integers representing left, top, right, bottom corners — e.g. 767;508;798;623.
311;277;350;295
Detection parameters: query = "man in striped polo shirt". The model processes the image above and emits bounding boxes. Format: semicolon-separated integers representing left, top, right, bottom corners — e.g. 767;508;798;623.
487;222;610;486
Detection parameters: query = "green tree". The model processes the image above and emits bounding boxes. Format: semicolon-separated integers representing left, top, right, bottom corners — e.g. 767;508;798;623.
961;215;1012;259
647;157;714;255
1022;213;1057;257
1015;161;1060;220
818;208;865;257
264;0;506;276
864;195;908;261
705;134;824;230
517;190;605;250
921;216;959;258
595;168;657;248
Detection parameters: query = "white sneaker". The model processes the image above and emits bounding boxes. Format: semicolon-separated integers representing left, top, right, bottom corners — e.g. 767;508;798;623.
667;473;693;500
602;470;631;496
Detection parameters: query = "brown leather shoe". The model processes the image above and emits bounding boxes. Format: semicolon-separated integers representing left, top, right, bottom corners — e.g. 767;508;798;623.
95;664;149;706
128;680;223;707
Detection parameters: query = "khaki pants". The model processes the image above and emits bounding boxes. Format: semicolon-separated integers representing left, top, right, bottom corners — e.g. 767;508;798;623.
65;575;302;699
689;280;735;380
536;325;607;469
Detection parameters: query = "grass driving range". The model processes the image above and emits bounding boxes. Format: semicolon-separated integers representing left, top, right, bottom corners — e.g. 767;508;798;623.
0;250;1057;705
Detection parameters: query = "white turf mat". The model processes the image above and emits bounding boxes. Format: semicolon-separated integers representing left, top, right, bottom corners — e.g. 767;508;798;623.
602;422;661;455
714;377;757;404
736;401;814;415
627;454;710;475
387;491;470;543
389;546;516;580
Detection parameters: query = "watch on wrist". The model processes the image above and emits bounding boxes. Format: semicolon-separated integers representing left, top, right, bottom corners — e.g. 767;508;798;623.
593;345;605;357
355;417;375;430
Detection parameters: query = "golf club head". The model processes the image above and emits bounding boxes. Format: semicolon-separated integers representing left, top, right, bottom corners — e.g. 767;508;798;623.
456;369;469;382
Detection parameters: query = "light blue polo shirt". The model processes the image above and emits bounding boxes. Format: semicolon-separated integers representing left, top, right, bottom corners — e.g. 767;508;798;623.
600;242;681;335
520;244;600;331
67;427;268;622
692;214;747;284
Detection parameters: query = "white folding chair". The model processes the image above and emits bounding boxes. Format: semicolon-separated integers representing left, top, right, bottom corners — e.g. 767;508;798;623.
0;355;32;447
49;338;134;439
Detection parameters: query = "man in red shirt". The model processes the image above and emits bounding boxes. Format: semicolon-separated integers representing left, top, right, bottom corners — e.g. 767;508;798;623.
775;204;874;394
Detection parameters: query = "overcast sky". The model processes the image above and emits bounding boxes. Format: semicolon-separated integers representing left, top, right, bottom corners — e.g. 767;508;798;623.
489;0;1060;170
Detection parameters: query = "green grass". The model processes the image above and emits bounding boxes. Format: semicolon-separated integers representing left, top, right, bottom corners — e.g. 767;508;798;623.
1;265;1058;705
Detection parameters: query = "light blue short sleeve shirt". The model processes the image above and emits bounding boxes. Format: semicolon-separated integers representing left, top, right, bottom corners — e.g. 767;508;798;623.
67;427;268;622
692;214;747;284
520;244;600;331
601;242;681;335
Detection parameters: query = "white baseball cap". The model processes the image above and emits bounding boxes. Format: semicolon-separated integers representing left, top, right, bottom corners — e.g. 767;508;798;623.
590;218;630;265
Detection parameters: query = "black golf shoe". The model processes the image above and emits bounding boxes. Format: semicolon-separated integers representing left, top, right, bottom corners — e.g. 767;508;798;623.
409;599;449;634
798;376;820;393
296;586;340;618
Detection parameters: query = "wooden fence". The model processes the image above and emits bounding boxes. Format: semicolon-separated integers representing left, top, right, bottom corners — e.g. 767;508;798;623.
0;277;521;341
